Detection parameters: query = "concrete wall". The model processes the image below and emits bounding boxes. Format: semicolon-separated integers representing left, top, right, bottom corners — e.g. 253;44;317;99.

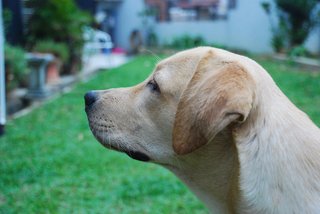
115;0;320;54
156;0;273;53
305;26;320;54
114;0;145;50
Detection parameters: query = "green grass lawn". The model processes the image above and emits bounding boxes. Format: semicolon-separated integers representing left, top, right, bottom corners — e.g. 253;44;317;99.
0;55;319;214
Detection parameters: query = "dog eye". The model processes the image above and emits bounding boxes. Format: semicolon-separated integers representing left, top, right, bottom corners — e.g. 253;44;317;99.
147;80;160;93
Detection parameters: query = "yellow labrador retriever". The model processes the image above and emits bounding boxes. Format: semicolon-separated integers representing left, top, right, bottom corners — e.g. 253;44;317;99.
84;47;320;213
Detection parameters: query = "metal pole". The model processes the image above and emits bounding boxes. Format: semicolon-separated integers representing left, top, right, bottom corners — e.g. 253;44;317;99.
0;1;6;136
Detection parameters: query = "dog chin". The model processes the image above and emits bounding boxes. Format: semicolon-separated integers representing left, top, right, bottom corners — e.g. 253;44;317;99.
92;131;151;162
106;143;151;162
125;151;150;162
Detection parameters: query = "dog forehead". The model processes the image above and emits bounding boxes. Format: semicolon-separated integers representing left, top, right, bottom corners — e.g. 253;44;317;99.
161;47;210;66
154;48;209;79
153;61;192;89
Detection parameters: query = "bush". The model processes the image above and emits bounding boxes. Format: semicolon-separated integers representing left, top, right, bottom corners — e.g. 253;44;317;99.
170;35;207;49
276;0;319;47
147;32;158;47
262;0;320;51
288;45;309;58
271;29;286;53
5;44;28;92
27;0;92;73
33;40;69;64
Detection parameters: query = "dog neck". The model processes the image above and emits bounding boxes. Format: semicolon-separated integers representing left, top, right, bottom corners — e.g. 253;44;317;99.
164;130;240;213
164;82;320;213
232;79;320;213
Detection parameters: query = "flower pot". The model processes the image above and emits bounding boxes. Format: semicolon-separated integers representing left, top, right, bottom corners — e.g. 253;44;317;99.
46;59;61;84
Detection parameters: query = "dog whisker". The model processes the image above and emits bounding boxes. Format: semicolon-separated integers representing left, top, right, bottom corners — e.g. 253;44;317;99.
141;48;162;64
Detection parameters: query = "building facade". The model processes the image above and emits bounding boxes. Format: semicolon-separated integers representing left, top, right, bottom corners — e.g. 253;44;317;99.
115;0;320;53
3;0;320;54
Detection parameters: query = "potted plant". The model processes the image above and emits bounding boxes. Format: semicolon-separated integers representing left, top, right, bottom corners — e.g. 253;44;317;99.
26;0;92;74
33;40;69;84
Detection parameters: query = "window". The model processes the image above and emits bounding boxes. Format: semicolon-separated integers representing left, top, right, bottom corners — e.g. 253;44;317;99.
145;0;237;22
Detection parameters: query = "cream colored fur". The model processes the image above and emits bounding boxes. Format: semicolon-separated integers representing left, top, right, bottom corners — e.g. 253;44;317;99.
85;47;320;213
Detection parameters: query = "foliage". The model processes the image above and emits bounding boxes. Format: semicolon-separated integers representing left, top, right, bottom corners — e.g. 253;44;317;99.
164;36;249;54
288;45;309;58
33;40;69;64
0;56;319;213
146;32;158;47
275;0;319;47
270;21;287;53
170;35;207;49
4;44;28;92
262;0;320;52
167;36;244;54
3;9;12;37
26;0;92;72
261;2;271;14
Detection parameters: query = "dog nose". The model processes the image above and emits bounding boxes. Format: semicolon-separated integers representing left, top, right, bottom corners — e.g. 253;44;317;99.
84;91;98;107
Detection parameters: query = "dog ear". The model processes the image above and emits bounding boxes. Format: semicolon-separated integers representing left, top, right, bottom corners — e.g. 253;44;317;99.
173;51;255;155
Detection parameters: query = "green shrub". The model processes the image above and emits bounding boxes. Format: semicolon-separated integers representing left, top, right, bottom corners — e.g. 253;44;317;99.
27;0;92;72
262;0;320;50
33;40;69;64
146;32;158;47
5;44;28;92
275;0;319;47
170;35;207;49
288;45;309;58
271;29;286;53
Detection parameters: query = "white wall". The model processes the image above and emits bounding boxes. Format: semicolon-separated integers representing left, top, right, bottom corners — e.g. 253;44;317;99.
305;26;320;54
115;0;320;54
114;0;145;50
156;0;273;53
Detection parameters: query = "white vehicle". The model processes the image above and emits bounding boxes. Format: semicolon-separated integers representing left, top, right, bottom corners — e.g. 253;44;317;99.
82;27;113;62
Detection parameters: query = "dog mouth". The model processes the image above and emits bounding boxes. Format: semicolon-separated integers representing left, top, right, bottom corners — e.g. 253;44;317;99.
103;142;151;162
125;151;150;162
89;126;151;162
85;113;151;162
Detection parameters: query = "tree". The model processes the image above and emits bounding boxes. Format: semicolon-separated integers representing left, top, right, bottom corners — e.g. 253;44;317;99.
27;0;92;73
262;0;320;51
276;0;319;47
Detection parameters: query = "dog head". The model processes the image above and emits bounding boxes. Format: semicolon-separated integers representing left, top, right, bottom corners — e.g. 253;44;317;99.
85;47;256;164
